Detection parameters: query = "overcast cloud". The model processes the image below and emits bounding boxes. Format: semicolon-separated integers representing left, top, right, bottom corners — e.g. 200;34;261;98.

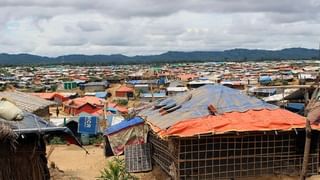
0;0;319;56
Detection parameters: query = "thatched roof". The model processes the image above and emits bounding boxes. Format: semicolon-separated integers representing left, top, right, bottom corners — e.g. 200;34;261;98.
0;122;17;151
0;112;83;180
0;121;49;180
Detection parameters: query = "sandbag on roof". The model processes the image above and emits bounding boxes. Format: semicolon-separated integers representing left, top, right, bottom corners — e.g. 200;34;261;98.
0;99;23;121
140;85;278;129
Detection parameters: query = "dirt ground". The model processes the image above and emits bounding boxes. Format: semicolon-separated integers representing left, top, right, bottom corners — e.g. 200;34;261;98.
48;145;108;180
48;145;320;180
47;145;166;180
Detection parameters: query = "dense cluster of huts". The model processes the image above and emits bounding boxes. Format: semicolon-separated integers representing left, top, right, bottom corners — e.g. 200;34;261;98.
1;60;320;179
0;60;319;92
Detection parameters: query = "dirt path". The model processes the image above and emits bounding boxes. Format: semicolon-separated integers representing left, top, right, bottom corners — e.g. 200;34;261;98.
48;145;110;180
47;145;167;180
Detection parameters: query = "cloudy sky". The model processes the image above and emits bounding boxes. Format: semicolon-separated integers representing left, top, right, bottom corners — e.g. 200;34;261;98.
0;0;320;56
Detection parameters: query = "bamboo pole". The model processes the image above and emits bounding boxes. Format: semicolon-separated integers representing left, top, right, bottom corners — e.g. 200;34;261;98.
150;83;154;102
300;88;311;180
300;120;311;180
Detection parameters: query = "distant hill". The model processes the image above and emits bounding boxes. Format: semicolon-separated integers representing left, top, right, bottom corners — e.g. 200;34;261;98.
0;48;319;65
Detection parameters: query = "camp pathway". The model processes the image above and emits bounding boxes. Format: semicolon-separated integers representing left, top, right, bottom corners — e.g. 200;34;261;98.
47;145;108;180
47;145;168;180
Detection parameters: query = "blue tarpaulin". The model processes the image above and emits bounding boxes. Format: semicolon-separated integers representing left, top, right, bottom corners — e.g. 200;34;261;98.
158;77;168;85
107;107;118;113
78;116;99;134
286;103;304;112
259;76;272;84
95;92;107;99
104;117;144;135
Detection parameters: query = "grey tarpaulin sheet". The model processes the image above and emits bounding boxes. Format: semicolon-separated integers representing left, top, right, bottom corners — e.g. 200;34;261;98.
0;111;83;147
139;85;278;130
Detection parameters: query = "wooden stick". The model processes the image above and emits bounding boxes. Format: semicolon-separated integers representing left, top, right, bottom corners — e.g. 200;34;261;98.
300;88;311;180
300;120;312;180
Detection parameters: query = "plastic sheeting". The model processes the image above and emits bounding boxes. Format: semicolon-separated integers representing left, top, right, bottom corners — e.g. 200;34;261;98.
0;111;82;147
105;117;144;135
95;92;108;99
106;124;147;155
259;76;272;83
158;109;311;137
286;103;305;111
127;80;159;85
107;114;125;127
139;85;278;129
1;112;63;132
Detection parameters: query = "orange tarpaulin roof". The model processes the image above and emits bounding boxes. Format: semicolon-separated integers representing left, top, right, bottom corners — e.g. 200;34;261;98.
149;109;320;138
177;74;198;81
116;86;134;93
64;96;105;108
108;102;128;113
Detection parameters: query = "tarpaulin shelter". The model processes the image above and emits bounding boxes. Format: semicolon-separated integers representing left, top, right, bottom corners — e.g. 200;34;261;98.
63;96;105;115
95;92;108;99
0;112;82;180
104;117;147;156
32;92;70;104
107;114;125;127
115;86;134;98
259;76;272;85
140;85;320;179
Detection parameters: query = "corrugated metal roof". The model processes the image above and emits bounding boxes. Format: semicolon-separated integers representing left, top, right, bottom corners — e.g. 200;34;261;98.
0;91;56;112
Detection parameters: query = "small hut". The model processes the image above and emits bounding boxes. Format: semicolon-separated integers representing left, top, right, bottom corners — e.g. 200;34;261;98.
0;112;81;180
140;85;320;179
115;86;134;99
0;91;56;120
79;81;109;92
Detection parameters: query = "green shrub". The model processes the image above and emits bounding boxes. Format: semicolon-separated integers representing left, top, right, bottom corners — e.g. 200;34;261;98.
51;84;58;91
282;80;289;85
49;136;66;145
115;99;128;106
98;157;137;180
89;135;104;145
